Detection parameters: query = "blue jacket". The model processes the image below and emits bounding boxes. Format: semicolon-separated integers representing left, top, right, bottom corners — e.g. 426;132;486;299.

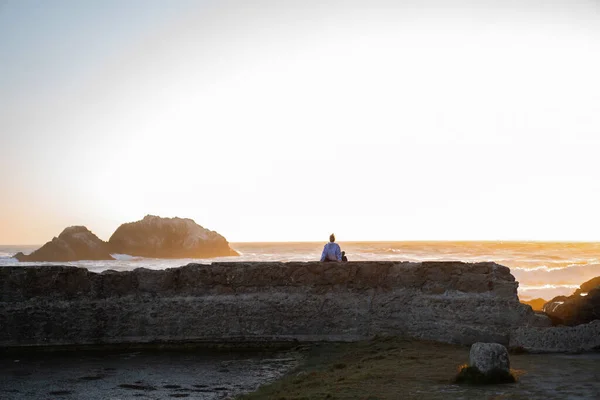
320;242;341;262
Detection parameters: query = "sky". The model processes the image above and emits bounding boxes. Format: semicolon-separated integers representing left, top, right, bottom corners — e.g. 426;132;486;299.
1;0;600;244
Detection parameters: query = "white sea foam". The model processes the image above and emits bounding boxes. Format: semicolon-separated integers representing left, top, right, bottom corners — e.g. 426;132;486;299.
518;284;581;301
110;253;139;261
520;284;580;290
511;263;600;288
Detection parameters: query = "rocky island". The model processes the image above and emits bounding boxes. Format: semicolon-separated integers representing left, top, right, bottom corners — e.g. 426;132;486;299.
13;226;114;262
108;215;239;258
13;215;238;262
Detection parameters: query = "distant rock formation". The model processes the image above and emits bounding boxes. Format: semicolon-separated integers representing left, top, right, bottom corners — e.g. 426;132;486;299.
108;215;239;258
521;298;546;311
14;226;114;262
13;215;238;262
542;276;600;326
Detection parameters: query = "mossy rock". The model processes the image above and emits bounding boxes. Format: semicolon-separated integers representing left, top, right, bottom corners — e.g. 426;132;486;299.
454;366;516;385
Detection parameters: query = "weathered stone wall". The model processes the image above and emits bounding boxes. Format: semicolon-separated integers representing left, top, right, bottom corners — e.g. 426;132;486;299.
510;320;600;353
0;262;546;348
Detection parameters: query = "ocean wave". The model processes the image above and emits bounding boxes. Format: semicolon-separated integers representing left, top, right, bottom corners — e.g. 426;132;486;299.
518;284;580;301
511;261;595;272
511;263;600;287
110;253;140;261
519;284;580;291
0;257;18;266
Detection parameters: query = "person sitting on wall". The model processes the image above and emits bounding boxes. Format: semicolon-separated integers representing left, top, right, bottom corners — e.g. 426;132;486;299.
320;233;342;262
341;251;348;262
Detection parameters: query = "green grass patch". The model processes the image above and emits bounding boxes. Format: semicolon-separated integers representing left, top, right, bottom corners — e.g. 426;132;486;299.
236;337;471;400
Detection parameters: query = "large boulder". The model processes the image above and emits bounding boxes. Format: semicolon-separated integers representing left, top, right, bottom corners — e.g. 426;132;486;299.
543;276;600;326
455;342;515;384
14;226;114;262
469;342;510;375
108;215;239;258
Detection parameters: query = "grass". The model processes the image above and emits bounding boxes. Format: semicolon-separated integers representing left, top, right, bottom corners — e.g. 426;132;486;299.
236;336;473;400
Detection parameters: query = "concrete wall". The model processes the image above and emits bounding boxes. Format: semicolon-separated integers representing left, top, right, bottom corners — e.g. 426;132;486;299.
0;262;545;348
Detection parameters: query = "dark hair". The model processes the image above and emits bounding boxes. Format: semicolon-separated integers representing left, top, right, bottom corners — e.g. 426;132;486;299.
330;234;335;242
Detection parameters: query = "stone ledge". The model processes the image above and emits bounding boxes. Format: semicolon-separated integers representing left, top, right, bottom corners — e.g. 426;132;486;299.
0;261;517;301
510;320;600;353
0;262;542;348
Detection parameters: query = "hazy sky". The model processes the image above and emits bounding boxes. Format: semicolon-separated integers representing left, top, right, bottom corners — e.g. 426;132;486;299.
1;0;600;244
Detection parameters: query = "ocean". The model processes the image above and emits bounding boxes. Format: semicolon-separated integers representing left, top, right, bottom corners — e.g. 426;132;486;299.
2;241;599;301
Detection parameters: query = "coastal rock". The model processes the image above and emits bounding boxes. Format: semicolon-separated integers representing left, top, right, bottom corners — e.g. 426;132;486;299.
510;320;600;353
108;215;239;258
0;261;546;348
542;276;600;326
578;276;600;295
13;226;113;262
521;298;546;311
469;343;510;374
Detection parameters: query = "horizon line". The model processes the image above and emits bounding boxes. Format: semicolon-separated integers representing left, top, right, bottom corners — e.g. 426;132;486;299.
6;239;600;247
230;239;600;244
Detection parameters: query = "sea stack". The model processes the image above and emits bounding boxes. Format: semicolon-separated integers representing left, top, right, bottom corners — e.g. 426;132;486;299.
14;226;114;262
108;215;239;258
